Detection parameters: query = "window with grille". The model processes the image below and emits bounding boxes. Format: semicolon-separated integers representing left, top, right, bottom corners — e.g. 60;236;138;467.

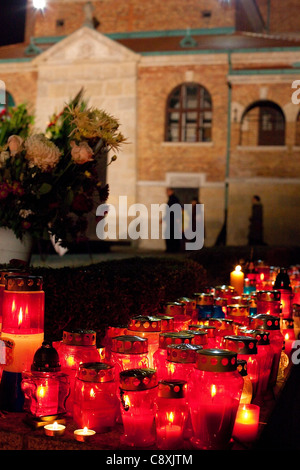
165;83;212;143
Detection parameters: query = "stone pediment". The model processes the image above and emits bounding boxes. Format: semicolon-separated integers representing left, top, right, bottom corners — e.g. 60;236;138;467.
32;26;139;65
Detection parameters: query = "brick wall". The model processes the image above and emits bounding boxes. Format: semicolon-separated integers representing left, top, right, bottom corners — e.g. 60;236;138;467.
31;0;236;37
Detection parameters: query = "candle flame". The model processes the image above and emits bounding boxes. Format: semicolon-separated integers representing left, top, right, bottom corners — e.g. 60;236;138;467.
235;265;242;272
83;427;88;434
124;394;130;407
66;355;75;367
211;384;217;398
53;421;58;430
242;405;249;419
90;388;96;398
285;333;289;340
260;273;264;281
18;307;23;327
37;385;46;398
167;411;174;424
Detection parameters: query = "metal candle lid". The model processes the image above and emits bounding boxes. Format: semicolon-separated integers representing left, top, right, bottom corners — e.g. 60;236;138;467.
63;329;96;346
111;335;148;354
214;285;237;297
156;315;174;331
195;348;238;372
167;343;202;364
31;341;61;372
226;304;250;317
0;269;27;286
158;379;187;399
177;297;197;310
250;314;281;331
5;275;43;291
119;368;158;391
256;290;281;302
160;302;185;317
77;362;115;383
186;329;208;346
250;329;270;345
214;297;227;306
193;293;214;305
158;331;194;349
237;359;248;377
224;335;258;355
128;315;161;332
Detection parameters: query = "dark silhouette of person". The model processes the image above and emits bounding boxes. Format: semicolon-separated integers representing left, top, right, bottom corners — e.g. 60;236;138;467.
248;195;264;245
165;187;182;253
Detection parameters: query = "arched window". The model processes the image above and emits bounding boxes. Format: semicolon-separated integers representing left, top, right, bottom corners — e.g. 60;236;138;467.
0;91;15;113
240;100;285;146
295;110;300;146
165;83;212;143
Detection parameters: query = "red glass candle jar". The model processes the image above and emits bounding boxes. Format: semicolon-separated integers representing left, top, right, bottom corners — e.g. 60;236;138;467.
1;275;44;373
127;315;161;367
226;304;250;327
119;368;158;447
256;290;281;316
250;314;284;389
194;293;214;320
21;342;70;419
237;359;253;405
213;297;227;319
186;329;208;348
192;325;218;348
0;269;26;332
153;332;194;380
101;324;127;362
281;318;295;357
223;335;259;397
274;268;293;319
156;315;174;332
73;362;119;433
155;379;189;450
177;297;197;321
53;329;100;416
160;302;191;332
247;330;273;404
164;343;201;384
189;348;243;450
208;318;234;348
110;335;149;380
214;285;237;303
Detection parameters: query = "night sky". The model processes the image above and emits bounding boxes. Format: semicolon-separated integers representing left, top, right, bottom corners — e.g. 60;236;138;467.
0;0;27;46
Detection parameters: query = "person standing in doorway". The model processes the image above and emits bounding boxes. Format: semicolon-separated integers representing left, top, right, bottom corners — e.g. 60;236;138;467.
164;187;182;253
248;195;264;245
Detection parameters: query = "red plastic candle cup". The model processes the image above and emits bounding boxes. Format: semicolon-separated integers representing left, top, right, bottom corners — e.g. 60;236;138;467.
187;329;208;348
223;335;259;398
250;314;284;389
1;275;44;373
73;362;119;433
127;316;161;367
208;318;234;348
153;332;194;380
21;342;70;418
232;404;260;443
101;325;127;362
214;285;237;303
189;324;218;348
189;348;244;450
119;368;158;448
155;379;189;450
155;315;174;332
110;335;149;381
177;297;198;321
53;329;100;416
256;290;281;316
165;343;202;383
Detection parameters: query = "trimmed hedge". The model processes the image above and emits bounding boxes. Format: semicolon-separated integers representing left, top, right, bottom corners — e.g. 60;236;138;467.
23;256;207;343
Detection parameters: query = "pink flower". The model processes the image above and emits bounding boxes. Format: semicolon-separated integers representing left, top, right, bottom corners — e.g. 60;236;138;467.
70;141;94;165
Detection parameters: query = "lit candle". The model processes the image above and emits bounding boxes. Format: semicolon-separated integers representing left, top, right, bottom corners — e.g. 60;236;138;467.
74;426;96;442
230;266;244;296
44;421;66;437
232;404;260;443
156;411;182;449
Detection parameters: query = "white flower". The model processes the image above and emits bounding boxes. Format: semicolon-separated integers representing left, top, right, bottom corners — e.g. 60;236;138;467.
0;151;10;166
19;209;34;218
24;134;61;172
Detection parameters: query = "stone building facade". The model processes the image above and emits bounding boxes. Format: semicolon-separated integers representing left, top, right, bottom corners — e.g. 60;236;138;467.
1;0;300;249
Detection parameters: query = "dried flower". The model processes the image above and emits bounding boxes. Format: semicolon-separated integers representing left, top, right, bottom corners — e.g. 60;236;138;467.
7;135;24;156
24;134;61;172
70;140;94;165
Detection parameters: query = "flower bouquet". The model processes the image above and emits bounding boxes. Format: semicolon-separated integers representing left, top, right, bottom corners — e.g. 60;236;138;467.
0;89;126;253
